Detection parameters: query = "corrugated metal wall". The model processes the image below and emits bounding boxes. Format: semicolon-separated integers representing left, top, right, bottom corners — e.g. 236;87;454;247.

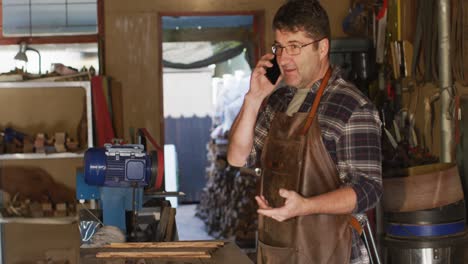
164;116;212;202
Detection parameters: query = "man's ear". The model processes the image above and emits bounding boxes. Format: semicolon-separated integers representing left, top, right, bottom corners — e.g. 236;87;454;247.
319;38;329;60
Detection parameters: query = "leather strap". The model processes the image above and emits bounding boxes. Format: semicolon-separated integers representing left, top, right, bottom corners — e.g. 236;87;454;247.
139;128;165;191
299;67;333;135
349;216;363;235
455;95;460;145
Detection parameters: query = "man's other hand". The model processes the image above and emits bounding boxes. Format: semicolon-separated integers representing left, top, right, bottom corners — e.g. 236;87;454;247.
256;189;307;222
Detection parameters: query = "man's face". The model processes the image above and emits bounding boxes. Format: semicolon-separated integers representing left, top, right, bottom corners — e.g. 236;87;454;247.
274;29;327;89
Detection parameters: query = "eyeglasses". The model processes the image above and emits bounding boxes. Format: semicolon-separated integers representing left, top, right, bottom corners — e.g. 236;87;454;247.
271;38;324;56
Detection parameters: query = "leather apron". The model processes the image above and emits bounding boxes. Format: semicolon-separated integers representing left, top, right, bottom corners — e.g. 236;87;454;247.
257;68;352;264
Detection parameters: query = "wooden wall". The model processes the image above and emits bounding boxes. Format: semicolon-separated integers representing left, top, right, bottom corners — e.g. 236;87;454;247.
103;0;350;146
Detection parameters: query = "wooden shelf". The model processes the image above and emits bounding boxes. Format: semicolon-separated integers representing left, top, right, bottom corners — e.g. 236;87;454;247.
0;216;78;225
0;152;85;160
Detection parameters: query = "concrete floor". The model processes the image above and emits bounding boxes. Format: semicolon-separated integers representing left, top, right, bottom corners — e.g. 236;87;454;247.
175;204;215;241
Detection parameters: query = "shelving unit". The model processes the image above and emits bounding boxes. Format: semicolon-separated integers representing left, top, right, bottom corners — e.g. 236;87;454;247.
0;81;94;263
0;81;93;158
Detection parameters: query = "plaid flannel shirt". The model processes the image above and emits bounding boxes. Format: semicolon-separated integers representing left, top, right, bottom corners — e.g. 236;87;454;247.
247;67;382;264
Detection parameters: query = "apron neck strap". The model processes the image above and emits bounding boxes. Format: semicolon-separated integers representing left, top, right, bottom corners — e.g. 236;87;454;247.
299;66;333;135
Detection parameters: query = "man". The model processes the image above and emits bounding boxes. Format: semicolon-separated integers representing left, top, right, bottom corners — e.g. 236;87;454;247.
227;0;382;263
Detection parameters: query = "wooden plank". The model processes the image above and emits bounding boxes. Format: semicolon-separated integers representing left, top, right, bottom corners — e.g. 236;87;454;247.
81;241;253;264
155;206;170;241
106;241;224;249
164;208;176;241
110;79;124;139
91;76;115;146
96;251;211;259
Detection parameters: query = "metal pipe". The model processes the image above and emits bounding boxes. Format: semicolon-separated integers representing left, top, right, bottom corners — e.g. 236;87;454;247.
362;228;372;264
365;217;382;264
26;47;42;75
438;0;454;163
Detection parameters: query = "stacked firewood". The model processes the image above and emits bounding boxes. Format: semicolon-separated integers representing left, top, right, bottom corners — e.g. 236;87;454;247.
196;138;258;247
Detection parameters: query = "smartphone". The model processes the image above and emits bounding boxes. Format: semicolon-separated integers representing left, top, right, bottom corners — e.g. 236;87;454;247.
265;56;281;85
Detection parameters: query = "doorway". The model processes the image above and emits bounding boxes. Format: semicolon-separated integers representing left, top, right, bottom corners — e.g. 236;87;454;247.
159;12;264;203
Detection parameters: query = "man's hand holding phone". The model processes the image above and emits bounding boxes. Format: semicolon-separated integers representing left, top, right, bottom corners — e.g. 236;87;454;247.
246;54;282;107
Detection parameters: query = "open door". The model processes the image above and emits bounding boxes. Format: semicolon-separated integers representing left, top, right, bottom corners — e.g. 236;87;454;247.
158;12;264;203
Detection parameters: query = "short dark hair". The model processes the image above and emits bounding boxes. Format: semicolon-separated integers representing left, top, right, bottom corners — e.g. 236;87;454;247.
273;0;331;41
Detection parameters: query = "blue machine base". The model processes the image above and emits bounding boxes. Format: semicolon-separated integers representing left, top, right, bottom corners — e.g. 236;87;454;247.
100;187;143;233
76;171;144;233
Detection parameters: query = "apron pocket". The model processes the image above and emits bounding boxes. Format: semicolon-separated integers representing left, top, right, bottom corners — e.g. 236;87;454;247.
258;239;298;264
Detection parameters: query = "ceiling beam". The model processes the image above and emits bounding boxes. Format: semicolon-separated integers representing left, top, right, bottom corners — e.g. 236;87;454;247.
163;28;252;42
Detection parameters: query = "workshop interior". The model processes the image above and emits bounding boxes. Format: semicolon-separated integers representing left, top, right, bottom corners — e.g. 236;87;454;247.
0;0;467;263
